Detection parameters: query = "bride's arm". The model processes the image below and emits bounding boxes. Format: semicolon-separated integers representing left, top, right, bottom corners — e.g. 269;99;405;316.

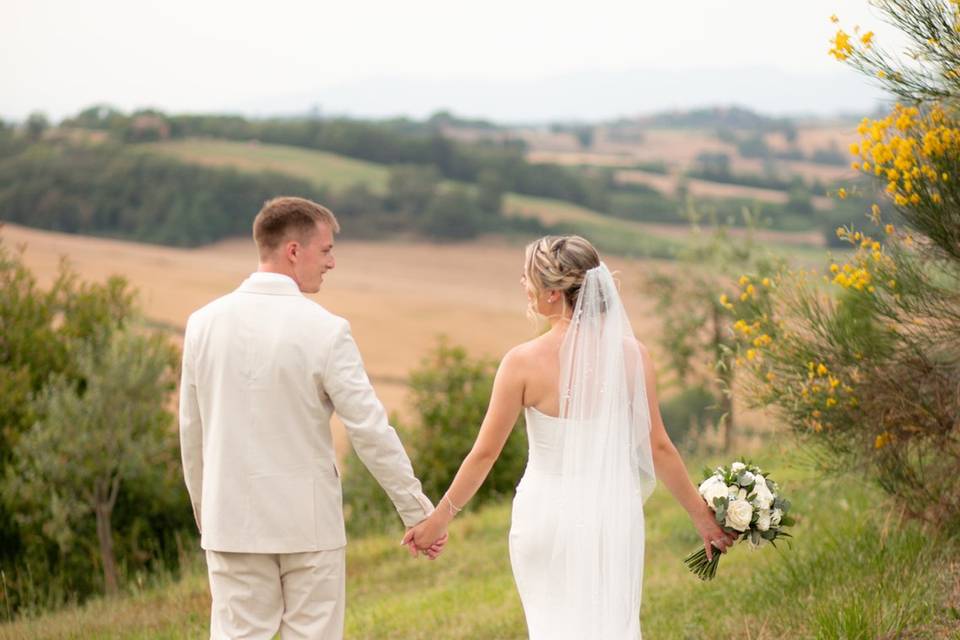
640;343;736;557
403;348;525;549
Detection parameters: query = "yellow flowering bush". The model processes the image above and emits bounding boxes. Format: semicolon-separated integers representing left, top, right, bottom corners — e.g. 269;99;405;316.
721;1;960;530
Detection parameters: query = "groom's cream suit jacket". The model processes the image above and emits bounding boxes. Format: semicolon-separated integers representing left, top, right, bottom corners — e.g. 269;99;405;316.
179;273;433;553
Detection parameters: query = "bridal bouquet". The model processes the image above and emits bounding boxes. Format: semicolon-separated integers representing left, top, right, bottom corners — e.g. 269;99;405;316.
684;460;794;580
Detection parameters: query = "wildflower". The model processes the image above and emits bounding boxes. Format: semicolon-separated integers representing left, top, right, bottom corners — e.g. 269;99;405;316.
837;188;848;199
829;29;854;60
861;31;874;46
884;223;894;235
875;432;892;449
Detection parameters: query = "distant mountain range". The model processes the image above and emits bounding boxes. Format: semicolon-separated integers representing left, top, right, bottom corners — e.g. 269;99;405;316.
247;66;889;124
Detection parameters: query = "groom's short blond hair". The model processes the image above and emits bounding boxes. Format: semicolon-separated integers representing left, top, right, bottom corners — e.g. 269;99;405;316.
253;196;340;255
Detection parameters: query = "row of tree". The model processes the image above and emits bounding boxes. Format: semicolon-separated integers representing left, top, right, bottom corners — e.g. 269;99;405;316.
0;139;554;246
58;107;612;212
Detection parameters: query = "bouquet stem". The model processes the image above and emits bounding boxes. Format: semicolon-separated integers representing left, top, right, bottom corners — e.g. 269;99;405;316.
684;545;722;581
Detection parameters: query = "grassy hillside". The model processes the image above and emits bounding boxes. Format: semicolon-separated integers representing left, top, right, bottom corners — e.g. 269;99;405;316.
140;139;390;192
3;446;956;639
138;139;829;262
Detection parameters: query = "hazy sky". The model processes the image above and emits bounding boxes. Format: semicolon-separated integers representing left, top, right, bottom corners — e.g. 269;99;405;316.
2;0;908;122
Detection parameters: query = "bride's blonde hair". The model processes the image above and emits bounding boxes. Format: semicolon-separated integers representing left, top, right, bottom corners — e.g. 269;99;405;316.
523;235;601;317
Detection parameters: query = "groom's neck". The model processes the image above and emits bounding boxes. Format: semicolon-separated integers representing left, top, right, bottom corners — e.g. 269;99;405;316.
257;262;295;278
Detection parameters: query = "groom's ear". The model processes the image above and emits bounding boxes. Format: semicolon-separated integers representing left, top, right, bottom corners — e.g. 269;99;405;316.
284;239;300;263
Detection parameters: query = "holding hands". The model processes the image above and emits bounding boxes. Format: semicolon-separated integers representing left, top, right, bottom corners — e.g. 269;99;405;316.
401;495;460;559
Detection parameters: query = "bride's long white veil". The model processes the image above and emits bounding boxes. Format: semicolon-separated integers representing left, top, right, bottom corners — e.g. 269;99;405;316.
553;262;656;638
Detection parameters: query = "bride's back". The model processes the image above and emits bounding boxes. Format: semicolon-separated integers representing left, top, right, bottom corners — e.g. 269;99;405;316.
515;330;566;419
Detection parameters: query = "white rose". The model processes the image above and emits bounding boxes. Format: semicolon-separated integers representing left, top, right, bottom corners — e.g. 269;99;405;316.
736;488;748;501
756;509;772;532
770;508;783;526
739;470;756;486
698;475;728;507
753;481;774;510
725;499;753;532
731;462;746;473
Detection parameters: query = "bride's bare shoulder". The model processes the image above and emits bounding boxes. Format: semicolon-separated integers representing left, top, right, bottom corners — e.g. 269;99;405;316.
500;336;546;372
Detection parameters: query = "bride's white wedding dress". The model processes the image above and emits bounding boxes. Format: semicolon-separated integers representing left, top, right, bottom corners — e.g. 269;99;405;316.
507;263;656;640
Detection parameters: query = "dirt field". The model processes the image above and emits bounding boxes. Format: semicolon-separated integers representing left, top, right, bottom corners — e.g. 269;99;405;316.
2;224;667;435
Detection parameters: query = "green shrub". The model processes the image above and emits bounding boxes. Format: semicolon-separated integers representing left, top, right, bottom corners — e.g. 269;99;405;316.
342;340;528;534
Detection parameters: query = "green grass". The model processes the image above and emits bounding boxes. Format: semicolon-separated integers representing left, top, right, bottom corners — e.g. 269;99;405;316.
139;139;390;192
4;444;957;639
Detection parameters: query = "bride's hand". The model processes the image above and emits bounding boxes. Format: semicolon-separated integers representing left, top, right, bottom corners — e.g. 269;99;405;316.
691;501;737;561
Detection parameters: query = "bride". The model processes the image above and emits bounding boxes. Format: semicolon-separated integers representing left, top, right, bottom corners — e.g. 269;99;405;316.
403;235;735;638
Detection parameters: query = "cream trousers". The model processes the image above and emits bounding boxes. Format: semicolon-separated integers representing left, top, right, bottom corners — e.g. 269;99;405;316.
206;548;346;640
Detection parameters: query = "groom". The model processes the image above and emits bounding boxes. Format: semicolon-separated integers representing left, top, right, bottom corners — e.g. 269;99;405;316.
179;196;443;640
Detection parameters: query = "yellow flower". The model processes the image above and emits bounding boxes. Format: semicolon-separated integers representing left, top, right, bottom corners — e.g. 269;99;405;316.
875;432;892;449
884;223;894;235
817;363;828;376
826;397;838;407
877;70;887;79
830;263;840;273
829;29;854;60
738;275;750;286
762;277;771;287
837;188;848;199
746;349;757;361
861;31;874;46
830;13;839;23
849;143;860;156
719;294;729;305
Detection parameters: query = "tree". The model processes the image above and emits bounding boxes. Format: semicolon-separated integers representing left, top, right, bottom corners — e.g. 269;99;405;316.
644;214;779;452
25;112;49;142
419;187;483;240
0;233;191;612
5;330;178;595
476;168;505;217
386;164;440;214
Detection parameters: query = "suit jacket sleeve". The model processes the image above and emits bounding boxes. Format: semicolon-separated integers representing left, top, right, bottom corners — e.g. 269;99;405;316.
179;315;204;532
323;320;434;527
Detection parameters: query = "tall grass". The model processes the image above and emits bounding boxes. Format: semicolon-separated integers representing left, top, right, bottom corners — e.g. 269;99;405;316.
2;446;956;639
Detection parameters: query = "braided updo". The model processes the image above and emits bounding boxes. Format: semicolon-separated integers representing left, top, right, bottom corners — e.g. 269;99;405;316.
523;235;601;313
